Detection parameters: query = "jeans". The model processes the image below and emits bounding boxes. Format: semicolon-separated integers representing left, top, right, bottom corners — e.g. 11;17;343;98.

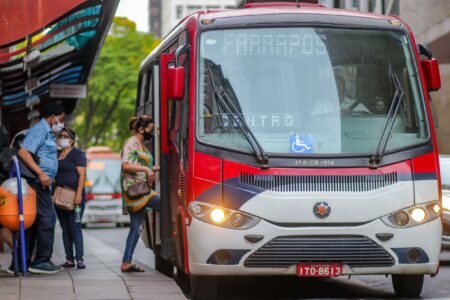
12;182;56;268
122;195;161;263
56;200;85;261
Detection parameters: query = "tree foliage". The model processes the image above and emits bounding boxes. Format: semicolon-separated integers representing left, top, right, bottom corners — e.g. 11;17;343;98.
74;17;159;151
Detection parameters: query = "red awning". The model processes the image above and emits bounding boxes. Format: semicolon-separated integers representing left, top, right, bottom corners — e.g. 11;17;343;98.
0;0;87;46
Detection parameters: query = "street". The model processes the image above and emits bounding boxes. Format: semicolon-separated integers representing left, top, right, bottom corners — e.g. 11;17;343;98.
89;226;450;300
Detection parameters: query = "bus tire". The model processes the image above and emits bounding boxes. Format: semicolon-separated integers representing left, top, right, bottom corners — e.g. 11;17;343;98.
392;274;424;298
155;255;174;278
190;276;218;300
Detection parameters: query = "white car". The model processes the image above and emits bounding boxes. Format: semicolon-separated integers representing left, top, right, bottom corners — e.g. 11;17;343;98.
83;147;129;227
439;155;450;250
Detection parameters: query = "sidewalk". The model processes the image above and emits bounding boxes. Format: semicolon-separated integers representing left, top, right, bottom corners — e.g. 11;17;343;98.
0;229;187;300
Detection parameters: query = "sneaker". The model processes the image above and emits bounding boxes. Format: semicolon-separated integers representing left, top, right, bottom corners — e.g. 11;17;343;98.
5;267;24;276
76;260;86;269
29;262;63;274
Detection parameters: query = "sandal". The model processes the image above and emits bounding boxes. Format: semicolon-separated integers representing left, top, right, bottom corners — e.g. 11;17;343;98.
77;260;86;269
61;261;75;268
121;264;145;273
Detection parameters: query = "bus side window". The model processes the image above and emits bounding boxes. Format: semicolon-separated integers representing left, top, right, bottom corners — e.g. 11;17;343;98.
144;68;153;116
137;72;148;116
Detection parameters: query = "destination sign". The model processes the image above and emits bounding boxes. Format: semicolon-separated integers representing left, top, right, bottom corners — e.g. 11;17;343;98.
205;33;328;56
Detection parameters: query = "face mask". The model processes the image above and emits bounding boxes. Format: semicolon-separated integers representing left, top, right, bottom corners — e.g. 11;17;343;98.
143;131;154;141
59;138;71;149
52;120;65;134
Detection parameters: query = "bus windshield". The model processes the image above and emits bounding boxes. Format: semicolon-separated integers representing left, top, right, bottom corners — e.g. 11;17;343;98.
197;27;428;156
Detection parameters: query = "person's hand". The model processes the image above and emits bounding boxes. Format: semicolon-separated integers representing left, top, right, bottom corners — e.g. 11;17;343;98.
74;193;82;205
146;167;155;183
38;172;52;189
152;166;160;172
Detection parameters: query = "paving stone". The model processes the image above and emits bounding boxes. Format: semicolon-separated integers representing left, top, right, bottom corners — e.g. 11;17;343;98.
0;294;20;300
21;278;73;287
0;228;188;300
74;280;130;300
133;295;188;300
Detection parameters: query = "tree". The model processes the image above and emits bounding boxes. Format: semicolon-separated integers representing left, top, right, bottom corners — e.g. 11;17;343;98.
74;17;159;151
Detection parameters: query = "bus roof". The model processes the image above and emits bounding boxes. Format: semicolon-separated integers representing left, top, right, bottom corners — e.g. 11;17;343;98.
141;2;403;69
199;3;398;22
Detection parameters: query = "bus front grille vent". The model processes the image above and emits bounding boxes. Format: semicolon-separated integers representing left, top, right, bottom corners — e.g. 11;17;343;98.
240;172;398;192
244;235;395;268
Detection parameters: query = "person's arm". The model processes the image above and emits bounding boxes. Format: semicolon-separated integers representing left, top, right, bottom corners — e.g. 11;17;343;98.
75;166;86;205
18;148;51;188
122;163;154;179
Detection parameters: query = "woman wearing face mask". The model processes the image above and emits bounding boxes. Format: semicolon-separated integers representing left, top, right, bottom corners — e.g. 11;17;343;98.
120;115;160;272
54;126;87;269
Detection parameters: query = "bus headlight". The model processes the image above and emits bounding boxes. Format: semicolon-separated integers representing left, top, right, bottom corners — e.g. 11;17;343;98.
442;195;450;212
211;209;226;223
188;201;261;230
382;201;440;228
410;208;426;222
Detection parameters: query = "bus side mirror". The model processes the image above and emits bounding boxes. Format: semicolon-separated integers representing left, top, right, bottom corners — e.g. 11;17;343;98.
421;59;441;92
168;66;185;100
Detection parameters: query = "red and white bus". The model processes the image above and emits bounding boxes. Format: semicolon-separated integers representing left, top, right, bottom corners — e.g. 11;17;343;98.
137;1;443;299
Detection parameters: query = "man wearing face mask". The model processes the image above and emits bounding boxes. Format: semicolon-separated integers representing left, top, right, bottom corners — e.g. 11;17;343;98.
10;102;66;274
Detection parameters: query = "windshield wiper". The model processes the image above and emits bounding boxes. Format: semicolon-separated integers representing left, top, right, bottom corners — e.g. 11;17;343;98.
369;66;405;169
205;60;269;168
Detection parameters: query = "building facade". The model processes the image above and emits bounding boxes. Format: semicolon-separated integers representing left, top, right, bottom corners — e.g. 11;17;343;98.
149;0;240;38
148;0;162;37
318;0;399;14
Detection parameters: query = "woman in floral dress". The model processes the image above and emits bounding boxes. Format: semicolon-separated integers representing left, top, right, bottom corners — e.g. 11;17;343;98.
120;115;160;272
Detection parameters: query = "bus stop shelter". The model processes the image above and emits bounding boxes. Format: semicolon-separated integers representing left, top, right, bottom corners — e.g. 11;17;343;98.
0;0;119;138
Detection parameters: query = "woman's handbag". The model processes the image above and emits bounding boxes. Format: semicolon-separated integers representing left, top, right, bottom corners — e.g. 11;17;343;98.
127;178;151;198
53;186;76;211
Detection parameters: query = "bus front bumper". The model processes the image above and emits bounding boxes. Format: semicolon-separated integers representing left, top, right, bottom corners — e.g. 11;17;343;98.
187;217;441;276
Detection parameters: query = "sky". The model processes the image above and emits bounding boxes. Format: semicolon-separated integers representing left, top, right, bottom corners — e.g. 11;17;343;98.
116;0;149;32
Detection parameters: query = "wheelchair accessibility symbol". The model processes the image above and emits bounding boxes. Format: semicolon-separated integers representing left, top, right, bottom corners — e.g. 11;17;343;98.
290;134;313;154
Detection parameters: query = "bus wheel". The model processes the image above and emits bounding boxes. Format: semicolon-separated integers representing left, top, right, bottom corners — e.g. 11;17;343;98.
190;276;218;300
392;274;424;297
155;255;174;278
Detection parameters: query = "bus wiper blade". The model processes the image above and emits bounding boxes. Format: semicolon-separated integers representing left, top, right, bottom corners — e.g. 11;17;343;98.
369;67;405;169
206;62;269;168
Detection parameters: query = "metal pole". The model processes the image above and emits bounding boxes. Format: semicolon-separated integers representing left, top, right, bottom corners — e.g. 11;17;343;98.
11;156;27;275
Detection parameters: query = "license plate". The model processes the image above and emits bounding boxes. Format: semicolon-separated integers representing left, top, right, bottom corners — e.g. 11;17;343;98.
296;263;342;277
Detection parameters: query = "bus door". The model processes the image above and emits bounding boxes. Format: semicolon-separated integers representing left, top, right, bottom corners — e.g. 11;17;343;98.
160;46;190;270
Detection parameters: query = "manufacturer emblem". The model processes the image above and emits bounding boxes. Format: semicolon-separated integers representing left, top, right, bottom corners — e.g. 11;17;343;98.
313;202;331;218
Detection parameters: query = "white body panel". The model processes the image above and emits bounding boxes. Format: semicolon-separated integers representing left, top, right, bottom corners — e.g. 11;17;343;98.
414;180;439;204
187;217;441;276
83;199;129;224
238;181;414;224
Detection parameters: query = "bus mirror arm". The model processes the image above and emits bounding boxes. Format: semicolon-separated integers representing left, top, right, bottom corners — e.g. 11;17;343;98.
417;43;432;60
175;44;190;67
167;44;190;100
417;43;441;92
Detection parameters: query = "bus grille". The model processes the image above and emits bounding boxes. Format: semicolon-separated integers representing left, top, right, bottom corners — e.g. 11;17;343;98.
244;235;395;268
240;172;397;192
